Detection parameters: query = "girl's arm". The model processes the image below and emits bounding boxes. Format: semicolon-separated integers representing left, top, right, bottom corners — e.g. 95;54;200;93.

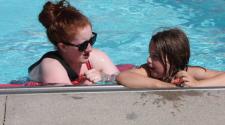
116;66;175;88
178;67;225;87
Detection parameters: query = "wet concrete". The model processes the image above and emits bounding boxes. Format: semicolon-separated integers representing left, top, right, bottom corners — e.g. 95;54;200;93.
2;88;225;125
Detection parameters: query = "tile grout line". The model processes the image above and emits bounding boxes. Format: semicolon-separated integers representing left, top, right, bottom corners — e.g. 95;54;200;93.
3;96;7;125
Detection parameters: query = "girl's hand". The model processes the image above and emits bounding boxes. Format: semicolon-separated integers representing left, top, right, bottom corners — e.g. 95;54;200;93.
84;69;102;83
173;71;198;87
171;77;185;87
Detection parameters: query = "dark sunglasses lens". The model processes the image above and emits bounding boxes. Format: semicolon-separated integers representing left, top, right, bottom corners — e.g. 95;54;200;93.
78;33;97;52
90;36;96;46
79;41;89;52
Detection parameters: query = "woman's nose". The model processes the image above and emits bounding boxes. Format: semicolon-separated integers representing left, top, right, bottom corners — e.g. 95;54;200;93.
85;43;92;52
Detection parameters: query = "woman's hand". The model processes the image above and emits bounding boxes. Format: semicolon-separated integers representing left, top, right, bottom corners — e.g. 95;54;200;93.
172;71;198;87
84;69;102;83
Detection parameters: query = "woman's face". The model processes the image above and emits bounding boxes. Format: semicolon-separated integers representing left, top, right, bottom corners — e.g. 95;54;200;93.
147;43;169;79
63;25;93;63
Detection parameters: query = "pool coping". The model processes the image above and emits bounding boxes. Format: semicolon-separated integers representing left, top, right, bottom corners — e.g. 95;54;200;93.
0;85;225;95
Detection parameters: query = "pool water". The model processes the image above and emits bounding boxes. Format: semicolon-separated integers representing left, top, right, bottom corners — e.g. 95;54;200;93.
0;0;224;83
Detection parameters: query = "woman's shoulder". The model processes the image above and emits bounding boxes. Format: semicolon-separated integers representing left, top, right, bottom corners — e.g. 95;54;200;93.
29;58;66;83
89;48;110;62
30;58;62;74
40;57;64;69
91;48;107;56
89;48;119;73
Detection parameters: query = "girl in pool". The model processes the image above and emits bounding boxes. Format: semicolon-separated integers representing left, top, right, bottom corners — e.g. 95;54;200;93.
116;28;225;88
28;0;119;85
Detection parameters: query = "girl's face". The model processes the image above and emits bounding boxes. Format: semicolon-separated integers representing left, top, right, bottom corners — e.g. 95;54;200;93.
147;44;169;79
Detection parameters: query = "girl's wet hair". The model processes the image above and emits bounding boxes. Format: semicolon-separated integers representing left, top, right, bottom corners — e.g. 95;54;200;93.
39;0;91;46
149;28;190;82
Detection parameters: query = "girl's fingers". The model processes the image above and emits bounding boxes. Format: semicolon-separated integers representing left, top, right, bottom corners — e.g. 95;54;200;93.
175;71;188;79
173;78;184;84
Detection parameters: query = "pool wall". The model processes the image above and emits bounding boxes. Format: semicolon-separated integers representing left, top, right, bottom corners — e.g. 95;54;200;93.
0;86;225;125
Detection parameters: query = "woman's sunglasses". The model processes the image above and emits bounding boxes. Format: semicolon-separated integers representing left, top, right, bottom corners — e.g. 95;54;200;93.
62;32;97;52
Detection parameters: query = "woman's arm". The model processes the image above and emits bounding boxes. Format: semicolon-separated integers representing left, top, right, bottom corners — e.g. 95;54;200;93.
83;49;119;83
116;66;175;88
89;49;119;75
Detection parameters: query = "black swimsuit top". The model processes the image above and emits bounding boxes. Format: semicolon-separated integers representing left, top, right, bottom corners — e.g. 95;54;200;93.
28;51;79;81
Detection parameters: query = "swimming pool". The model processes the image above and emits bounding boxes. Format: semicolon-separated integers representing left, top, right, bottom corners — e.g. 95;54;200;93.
0;0;224;83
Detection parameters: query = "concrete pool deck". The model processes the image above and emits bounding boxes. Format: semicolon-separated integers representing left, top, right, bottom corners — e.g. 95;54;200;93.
0;85;225;125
